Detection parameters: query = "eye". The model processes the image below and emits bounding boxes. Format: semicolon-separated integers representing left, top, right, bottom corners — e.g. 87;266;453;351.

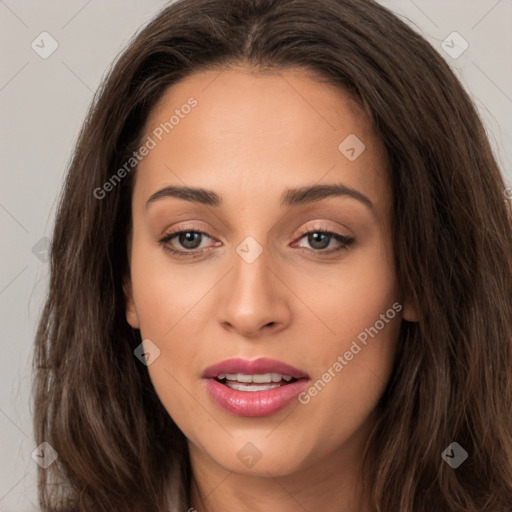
158;227;220;258
292;227;354;254
158;226;354;259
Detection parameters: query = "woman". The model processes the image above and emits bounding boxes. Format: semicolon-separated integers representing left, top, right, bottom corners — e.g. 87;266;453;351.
33;0;512;510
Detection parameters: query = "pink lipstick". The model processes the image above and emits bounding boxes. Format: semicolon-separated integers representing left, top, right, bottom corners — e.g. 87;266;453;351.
202;357;310;417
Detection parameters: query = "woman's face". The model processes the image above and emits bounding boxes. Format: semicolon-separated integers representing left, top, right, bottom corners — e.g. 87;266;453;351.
125;66;415;479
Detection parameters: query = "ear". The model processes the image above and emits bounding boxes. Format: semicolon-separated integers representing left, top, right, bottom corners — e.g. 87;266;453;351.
123;276;140;329
401;295;419;322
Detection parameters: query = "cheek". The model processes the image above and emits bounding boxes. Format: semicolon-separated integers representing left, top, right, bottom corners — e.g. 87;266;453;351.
128;233;222;418
288;236;400;419
129;229;220;340
145;361;218;457
289;234;398;352
295;311;400;449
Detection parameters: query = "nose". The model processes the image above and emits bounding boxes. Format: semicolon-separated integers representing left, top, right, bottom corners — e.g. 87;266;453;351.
217;245;292;338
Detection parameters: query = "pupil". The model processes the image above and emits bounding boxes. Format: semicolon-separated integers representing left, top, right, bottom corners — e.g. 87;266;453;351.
179;232;201;249
309;232;330;249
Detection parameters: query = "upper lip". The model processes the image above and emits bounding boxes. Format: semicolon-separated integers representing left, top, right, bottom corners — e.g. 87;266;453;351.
202;357;309;380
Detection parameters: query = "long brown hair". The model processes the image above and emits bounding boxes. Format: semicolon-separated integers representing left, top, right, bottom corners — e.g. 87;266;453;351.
33;0;512;510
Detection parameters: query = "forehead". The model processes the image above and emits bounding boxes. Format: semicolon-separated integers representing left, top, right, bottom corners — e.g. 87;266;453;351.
134;66;390;214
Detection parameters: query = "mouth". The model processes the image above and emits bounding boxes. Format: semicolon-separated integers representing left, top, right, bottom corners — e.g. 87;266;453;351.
215;372;297;392
202;358;310;417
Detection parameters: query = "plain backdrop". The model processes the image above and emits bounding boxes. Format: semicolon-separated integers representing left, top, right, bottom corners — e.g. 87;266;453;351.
1;0;511;510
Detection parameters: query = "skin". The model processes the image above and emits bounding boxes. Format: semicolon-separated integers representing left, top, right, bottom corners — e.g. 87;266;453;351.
124;66;417;512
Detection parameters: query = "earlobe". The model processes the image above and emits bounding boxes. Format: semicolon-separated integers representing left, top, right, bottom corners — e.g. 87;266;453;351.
401;297;420;322
123;276;140;329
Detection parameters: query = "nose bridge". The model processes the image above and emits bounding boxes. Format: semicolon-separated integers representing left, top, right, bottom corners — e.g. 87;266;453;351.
217;236;290;336
232;243;271;300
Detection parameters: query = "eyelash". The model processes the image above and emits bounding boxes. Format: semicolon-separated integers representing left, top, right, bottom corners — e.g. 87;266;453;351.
158;226;355;259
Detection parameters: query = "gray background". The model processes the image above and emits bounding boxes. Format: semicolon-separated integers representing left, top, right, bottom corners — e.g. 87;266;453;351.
1;1;511;510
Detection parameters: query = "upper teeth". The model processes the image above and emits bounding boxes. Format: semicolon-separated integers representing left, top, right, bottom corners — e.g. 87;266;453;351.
217;373;293;383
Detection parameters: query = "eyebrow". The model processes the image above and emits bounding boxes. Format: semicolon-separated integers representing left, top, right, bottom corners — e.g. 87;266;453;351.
145;183;374;211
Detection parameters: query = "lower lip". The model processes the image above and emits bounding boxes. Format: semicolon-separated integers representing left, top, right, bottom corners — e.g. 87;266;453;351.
204;378;309;417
